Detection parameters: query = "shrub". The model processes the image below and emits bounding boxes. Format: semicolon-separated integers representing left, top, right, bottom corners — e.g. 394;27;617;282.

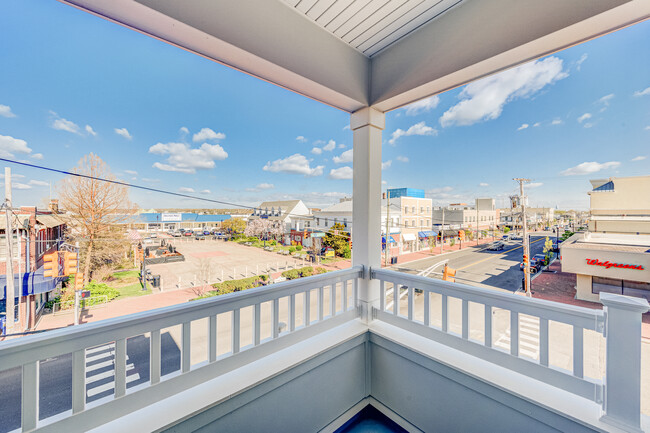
86;281;121;301
288;246;296;253
282;269;300;280
315;267;327;274
296;245;303;251
270;240;277;246
299;266;313;277
503;227;511;234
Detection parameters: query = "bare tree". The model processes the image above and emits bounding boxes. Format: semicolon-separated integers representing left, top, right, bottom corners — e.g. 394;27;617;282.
58;153;136;284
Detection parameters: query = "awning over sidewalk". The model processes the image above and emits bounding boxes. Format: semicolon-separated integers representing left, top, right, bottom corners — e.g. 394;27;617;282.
1;270;62;300
402;233;416;242
418;230;436;238
382;236;397;244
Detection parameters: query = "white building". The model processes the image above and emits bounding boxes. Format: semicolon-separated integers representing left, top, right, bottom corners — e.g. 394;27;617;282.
249;200;311;233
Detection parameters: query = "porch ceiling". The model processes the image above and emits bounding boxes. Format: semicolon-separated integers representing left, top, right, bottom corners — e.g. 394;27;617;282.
60;0;649;112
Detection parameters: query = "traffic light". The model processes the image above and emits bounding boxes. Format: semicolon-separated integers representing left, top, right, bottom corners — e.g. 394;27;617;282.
63;252;78;276
523;254;529;273
459;230;465;241
43;252;59;278
442;264;456;282
75;273;84;291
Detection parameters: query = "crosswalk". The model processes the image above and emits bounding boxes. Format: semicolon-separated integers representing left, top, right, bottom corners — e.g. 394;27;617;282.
494;314;540;360
85;343;140;401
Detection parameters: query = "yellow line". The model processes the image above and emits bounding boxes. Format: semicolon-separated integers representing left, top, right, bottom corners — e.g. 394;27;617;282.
456;238;546;271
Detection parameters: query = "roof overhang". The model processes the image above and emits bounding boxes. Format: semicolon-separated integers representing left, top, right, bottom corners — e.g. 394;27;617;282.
58;0;649;112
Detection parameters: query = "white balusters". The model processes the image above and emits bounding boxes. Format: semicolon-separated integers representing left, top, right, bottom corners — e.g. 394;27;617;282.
573;326;584;379
182;322;191;373
272;299;280;339
462;299;469;340
209;316;217;362
114;338;127;397
484;304;492;347
21;361;38;432
379;280;385;311
150;330;161;384
232;309;240;354
510;311;519;356
423;291;430;327
304;290;311;327
539;318;549;367
318;287;324;322
253;304;261;346
407;287;414;321
441;294;448;333
289;294;296;332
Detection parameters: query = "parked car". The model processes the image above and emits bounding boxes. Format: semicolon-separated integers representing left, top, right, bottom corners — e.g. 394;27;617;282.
533;254;548;266
184;230;193;236
487;241;505;251
203;230;211;235
149;233;158;239
171;230;182;237
195;233;206;240
520;257;542;273
501;235;511;241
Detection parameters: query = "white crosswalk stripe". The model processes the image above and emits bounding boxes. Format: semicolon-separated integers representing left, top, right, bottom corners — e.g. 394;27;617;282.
85;343;141;399
494;315;540;359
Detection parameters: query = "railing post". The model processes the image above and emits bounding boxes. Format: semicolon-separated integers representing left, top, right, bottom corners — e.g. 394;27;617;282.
599;293;649;431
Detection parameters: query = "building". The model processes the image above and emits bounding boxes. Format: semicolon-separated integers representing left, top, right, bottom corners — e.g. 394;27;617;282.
249;200;311;234
433;198;498;236
588;175;650;234
499;207;554;231
562;176;650;303
311;198;352;233
385;188;432;252
1;206;67;334
128;212;232;231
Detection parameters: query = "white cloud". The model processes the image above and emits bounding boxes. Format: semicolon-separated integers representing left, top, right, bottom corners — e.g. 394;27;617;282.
333;149;353;164
479;182;489;187
342;125;350;131
440;56;567;127
517;123;529;131
142;178;161;183
646;126;650;131
576;53;588;71
30;153;43;160
311;147;322;155
597;93;614;106
382;160;392;170
633;87;650;97
338;143;346;149
263;153;324;177
577;113;591;123
329;166;353;180
150;141;228;174
533;122;541;127
396;156;409;163
257;183;274;190
527;182;543;188
551;118;563;125
0;104;16;118
124;169;138;175
179;126;189;135
200;189;211;194
403;95;440;116
0;173;25;179
115;127;132;140
426;186;454;198
179;187;195;193
631;156;646;161
13;182;31;190
389;121;437;145
583;122;594;129
193;127;225;142
561;161;620;176
85;125;97;136
28;180;49;187
323;140;336;152
52;115;81;134
296;135;307;143
0;134;32;158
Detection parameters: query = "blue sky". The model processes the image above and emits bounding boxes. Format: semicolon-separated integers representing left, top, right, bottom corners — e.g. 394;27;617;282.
0;1;648;211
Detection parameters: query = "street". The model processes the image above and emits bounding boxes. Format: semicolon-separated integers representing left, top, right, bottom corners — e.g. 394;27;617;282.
393;232;557;292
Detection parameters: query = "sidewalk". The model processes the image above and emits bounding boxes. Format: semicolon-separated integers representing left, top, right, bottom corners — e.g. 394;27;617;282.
532;260;650;339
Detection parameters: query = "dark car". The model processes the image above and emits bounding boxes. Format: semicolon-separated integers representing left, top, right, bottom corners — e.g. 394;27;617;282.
533;254;548;267
203;230;211;235
520;258;542;273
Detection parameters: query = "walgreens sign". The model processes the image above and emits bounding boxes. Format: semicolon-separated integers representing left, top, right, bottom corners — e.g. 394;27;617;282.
585;258;645;270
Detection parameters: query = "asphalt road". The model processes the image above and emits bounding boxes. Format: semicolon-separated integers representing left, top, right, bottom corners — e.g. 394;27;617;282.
392;231;559;292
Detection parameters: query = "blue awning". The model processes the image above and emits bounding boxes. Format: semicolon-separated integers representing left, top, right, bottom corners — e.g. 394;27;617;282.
382;236;397;244
418;230;436;238
0;269;62;300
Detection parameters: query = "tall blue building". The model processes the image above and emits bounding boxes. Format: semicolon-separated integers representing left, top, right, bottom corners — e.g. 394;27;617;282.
387;188;425;199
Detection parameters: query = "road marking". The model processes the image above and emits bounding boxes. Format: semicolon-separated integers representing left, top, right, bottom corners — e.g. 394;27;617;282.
85;343;141;399
494;314;540;359
456;238;545;271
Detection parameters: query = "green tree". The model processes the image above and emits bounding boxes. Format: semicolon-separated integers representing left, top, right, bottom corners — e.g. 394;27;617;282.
542;236;554;265
323;223;350;257
222;217;246;233
503;227;511;234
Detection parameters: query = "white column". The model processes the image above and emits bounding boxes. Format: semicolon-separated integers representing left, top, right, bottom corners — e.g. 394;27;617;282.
351;107;385;321
600;292;649;431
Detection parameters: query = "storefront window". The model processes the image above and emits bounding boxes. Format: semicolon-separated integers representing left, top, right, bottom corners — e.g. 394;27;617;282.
592;276;623;295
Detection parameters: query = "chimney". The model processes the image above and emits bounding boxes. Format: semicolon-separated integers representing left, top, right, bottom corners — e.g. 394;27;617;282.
49;199;59;213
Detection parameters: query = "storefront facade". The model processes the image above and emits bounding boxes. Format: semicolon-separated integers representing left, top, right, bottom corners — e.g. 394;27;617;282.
561;233;650;302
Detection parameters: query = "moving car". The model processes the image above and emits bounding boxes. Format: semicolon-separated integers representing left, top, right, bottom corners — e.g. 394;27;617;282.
533;254;548;266
487;241;505;251
501;235;511;241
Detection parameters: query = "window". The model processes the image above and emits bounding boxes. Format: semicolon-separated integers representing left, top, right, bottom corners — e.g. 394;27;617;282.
411;220;416;227
404;207;408;214
412;206;416;214
427;207;430;213
324;219;328;227
316;218;320;225
420;206;424;214
427;219;430;227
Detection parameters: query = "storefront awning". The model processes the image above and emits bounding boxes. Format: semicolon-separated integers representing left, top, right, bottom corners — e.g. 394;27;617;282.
382;236;397;244
1;270;62;300
402;233;416;242
418;230;436;238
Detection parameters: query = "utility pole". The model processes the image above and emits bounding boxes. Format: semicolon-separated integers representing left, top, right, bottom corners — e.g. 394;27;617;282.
384;192;390;266
440;207;445;254
4;167;15;335
514;178;531;297
476;200;480;246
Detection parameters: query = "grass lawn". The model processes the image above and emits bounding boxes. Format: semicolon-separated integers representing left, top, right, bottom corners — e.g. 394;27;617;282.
108;270;152;299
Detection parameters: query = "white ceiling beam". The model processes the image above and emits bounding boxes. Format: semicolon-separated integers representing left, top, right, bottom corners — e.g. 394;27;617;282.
370;0;650;111
60;0;370;112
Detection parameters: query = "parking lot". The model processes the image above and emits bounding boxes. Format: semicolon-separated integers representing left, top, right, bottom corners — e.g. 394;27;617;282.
146;238;310;291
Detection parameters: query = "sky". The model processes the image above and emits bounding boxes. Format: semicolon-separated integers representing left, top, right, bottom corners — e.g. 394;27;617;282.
0;1;648;211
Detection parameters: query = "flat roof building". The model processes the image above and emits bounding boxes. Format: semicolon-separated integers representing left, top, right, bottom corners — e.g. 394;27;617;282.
588;175;650;234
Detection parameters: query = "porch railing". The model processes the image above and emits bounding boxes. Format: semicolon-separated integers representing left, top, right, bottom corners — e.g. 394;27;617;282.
370;267;649;430
0;266;362;432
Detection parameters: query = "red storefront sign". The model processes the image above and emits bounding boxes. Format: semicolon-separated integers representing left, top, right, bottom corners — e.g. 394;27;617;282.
585;258;644;270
